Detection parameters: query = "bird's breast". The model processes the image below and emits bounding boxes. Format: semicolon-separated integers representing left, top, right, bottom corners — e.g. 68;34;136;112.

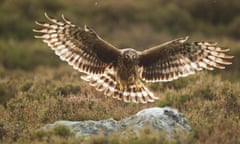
116;60;138;85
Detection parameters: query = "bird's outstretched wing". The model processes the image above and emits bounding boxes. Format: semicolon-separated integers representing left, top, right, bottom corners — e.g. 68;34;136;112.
33;12;121;75
139;36;233;82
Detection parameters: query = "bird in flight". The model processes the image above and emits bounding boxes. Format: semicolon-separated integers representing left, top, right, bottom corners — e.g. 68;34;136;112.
33;13;233;103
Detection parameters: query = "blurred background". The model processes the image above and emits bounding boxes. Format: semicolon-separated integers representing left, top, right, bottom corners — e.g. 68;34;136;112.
0;0;239;76
0;0;240;143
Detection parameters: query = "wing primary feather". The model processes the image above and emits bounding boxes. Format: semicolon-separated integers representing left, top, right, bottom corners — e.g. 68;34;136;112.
34;13;121;75
139;36;233;83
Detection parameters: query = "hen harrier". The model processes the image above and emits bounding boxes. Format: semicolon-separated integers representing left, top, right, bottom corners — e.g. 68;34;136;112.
33;13;233;103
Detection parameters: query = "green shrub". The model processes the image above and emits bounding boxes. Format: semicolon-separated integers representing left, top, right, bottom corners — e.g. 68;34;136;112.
55;85;81;96
0;122;6;140
52;125;73;138
20;81;33;92
0;83;17;106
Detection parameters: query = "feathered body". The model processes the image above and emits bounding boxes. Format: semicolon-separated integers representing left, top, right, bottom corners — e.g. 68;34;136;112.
117;49;139;85
33;13;233;103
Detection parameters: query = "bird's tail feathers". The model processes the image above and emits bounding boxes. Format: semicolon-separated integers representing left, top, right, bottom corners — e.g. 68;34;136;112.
81;73;158;103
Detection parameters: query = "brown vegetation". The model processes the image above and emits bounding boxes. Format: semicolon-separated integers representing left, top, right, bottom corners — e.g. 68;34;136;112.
0;0;239;143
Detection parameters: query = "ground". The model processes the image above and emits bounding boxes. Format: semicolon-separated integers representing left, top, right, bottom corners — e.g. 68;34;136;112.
0;0;240;143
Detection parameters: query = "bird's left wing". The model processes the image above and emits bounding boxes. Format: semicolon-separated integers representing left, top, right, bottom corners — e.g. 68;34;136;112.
138;36;233;82
34;13;121;75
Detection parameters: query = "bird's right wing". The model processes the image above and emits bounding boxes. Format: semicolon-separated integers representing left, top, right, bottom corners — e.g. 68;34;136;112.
33;13;121;75
139;36;233;82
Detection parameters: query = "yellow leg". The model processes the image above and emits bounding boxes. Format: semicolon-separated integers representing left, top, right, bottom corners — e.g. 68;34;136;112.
119;82;124;91
135;83;141;91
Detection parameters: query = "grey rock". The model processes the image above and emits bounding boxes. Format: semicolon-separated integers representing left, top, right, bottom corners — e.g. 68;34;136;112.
45;118;119;137
45;107;191;137
120;107;191;134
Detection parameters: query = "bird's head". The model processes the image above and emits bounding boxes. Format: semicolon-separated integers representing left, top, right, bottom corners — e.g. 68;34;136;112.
121;48;139;63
